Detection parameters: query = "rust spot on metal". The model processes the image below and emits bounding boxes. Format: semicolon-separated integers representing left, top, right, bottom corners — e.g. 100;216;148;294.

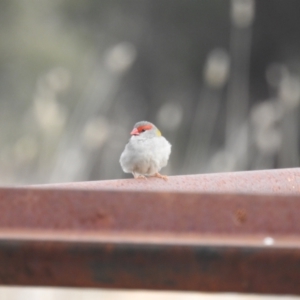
78;210;113;228
234;209;247;225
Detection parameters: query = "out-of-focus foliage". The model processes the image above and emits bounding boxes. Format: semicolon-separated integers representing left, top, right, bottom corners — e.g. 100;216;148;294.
0;0;299;185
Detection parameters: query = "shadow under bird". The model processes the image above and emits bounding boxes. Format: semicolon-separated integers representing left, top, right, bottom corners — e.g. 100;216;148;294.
119;121;171;180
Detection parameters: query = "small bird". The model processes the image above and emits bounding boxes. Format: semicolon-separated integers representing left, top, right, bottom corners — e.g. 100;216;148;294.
120;121;171;180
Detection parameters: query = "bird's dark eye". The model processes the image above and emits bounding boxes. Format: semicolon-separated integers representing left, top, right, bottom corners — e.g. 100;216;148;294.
141;129;146;132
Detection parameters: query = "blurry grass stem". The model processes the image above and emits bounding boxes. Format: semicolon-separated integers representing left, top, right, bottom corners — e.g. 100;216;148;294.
225;0;255;170
277;73;300;167
184;49;230;173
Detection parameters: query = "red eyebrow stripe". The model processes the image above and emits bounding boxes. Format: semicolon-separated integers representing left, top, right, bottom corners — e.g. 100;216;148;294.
137;124;153;132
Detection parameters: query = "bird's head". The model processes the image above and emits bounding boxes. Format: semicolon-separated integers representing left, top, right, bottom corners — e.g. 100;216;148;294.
130;121;162;138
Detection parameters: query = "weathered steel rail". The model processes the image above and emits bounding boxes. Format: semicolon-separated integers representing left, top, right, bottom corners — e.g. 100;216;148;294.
0;168;300;295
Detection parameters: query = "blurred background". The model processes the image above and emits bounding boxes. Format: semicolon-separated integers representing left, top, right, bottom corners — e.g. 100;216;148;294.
1;1;300;299
0;0;300;185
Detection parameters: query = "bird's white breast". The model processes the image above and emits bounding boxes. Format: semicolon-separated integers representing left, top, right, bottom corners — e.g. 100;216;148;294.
119;136;171;175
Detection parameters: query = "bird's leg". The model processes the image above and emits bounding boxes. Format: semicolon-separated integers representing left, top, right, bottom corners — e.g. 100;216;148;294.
132;173;147;180
153;172;168;181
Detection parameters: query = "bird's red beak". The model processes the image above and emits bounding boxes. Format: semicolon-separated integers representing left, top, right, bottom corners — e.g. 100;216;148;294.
130;128;139;136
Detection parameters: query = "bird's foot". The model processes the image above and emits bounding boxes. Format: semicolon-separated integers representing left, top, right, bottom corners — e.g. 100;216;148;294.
133;173;147;180
153;172;168;181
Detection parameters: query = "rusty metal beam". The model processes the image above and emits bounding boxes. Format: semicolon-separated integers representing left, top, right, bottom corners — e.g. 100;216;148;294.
0;168;300;294
36;167;300;194
0;230;300;294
